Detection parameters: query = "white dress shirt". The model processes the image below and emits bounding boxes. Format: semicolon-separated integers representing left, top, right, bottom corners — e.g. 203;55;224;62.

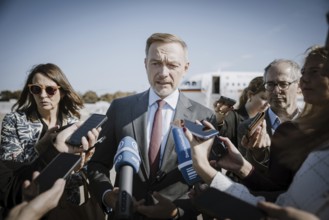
147;88;179;167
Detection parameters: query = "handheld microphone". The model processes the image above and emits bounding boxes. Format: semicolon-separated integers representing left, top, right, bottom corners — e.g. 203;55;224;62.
113;136;141;219
172;126;201;185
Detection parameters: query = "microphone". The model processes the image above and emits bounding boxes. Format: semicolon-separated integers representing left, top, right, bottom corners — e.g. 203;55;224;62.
113;136;141;219
172;125;201;185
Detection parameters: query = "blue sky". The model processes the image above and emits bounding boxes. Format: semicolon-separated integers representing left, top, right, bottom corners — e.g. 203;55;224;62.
0;0;328;95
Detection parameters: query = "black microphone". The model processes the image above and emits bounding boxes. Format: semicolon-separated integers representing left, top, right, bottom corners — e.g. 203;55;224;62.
113;136;141;219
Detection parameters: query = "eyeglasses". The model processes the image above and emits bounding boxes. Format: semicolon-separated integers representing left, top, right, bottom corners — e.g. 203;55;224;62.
28;84;61;96
264;80;297;91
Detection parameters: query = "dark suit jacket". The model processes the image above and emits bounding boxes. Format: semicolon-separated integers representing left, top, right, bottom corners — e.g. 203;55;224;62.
87;90;216;219
219;106;249;147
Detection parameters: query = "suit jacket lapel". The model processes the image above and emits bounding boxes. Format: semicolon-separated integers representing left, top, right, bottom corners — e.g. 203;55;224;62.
265;109;273;136
131;90;150;178
161;93;192;171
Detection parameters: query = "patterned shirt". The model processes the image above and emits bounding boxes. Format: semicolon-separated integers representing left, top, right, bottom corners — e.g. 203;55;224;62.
1;111;78;162
0;111;83;205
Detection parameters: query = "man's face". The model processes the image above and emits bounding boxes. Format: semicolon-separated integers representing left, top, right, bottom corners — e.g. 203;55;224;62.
144;42;189;98
265;63;299;112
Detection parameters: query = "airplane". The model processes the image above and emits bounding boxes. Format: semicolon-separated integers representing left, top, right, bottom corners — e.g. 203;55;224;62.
179;71;262;109
179;71;304;109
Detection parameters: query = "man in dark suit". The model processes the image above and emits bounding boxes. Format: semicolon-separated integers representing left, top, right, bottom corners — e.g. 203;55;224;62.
87;33;216;219
237;59;301;173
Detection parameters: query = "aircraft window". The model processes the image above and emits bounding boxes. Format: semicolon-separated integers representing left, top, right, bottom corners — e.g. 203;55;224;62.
184;81;190;86
192;81;197;86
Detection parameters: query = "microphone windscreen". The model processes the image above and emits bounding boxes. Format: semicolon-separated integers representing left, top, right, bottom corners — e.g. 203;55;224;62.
114;136;141;173
172;126;201;185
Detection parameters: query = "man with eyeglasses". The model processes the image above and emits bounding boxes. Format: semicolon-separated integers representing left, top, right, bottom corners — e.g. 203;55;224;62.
237;59;301;174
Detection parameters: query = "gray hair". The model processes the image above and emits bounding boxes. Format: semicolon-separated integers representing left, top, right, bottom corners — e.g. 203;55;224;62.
264;59;301;81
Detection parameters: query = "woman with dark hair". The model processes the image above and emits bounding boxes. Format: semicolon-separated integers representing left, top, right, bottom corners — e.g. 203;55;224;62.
213;76;269;181
0;63;87;206
1;63;83;162
237;76;269;115
214;76;269;149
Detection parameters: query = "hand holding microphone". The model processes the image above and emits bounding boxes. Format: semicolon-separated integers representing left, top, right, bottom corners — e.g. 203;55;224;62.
113;136;141;219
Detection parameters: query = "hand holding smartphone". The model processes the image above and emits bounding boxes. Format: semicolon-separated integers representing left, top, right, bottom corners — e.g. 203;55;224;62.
65;113;108;147
247;112;265;137
34;153;81;194
183;119;219;140
175;119;227;159
211;136;228;159
218;96;237;107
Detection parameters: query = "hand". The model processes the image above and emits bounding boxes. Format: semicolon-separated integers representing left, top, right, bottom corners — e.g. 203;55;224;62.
75;147;96;171
241;120;271;150
34;126;59;154
53;123;101;154
6;174;65;220
184;120;253;180
188;183;209;199
213;101;233;124
104;187;119;210
136;192;178;219
183;120;217;184
257;201;320;220
214;137;253;178
21;172;40;201
74;128;100;170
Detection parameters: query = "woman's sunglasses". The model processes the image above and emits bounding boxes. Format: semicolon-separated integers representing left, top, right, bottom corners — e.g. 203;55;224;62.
28;84;61;96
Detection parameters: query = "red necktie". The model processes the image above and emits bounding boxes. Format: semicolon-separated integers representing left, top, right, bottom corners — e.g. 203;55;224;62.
149;99;166;178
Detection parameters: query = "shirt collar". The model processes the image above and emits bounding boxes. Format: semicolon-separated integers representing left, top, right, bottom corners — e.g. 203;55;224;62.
148;88;179;109
268;107;301;124
268;107;280;126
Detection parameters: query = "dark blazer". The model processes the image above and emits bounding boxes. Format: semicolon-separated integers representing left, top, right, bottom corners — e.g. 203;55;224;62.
219;105;249;147
87;90;216;219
